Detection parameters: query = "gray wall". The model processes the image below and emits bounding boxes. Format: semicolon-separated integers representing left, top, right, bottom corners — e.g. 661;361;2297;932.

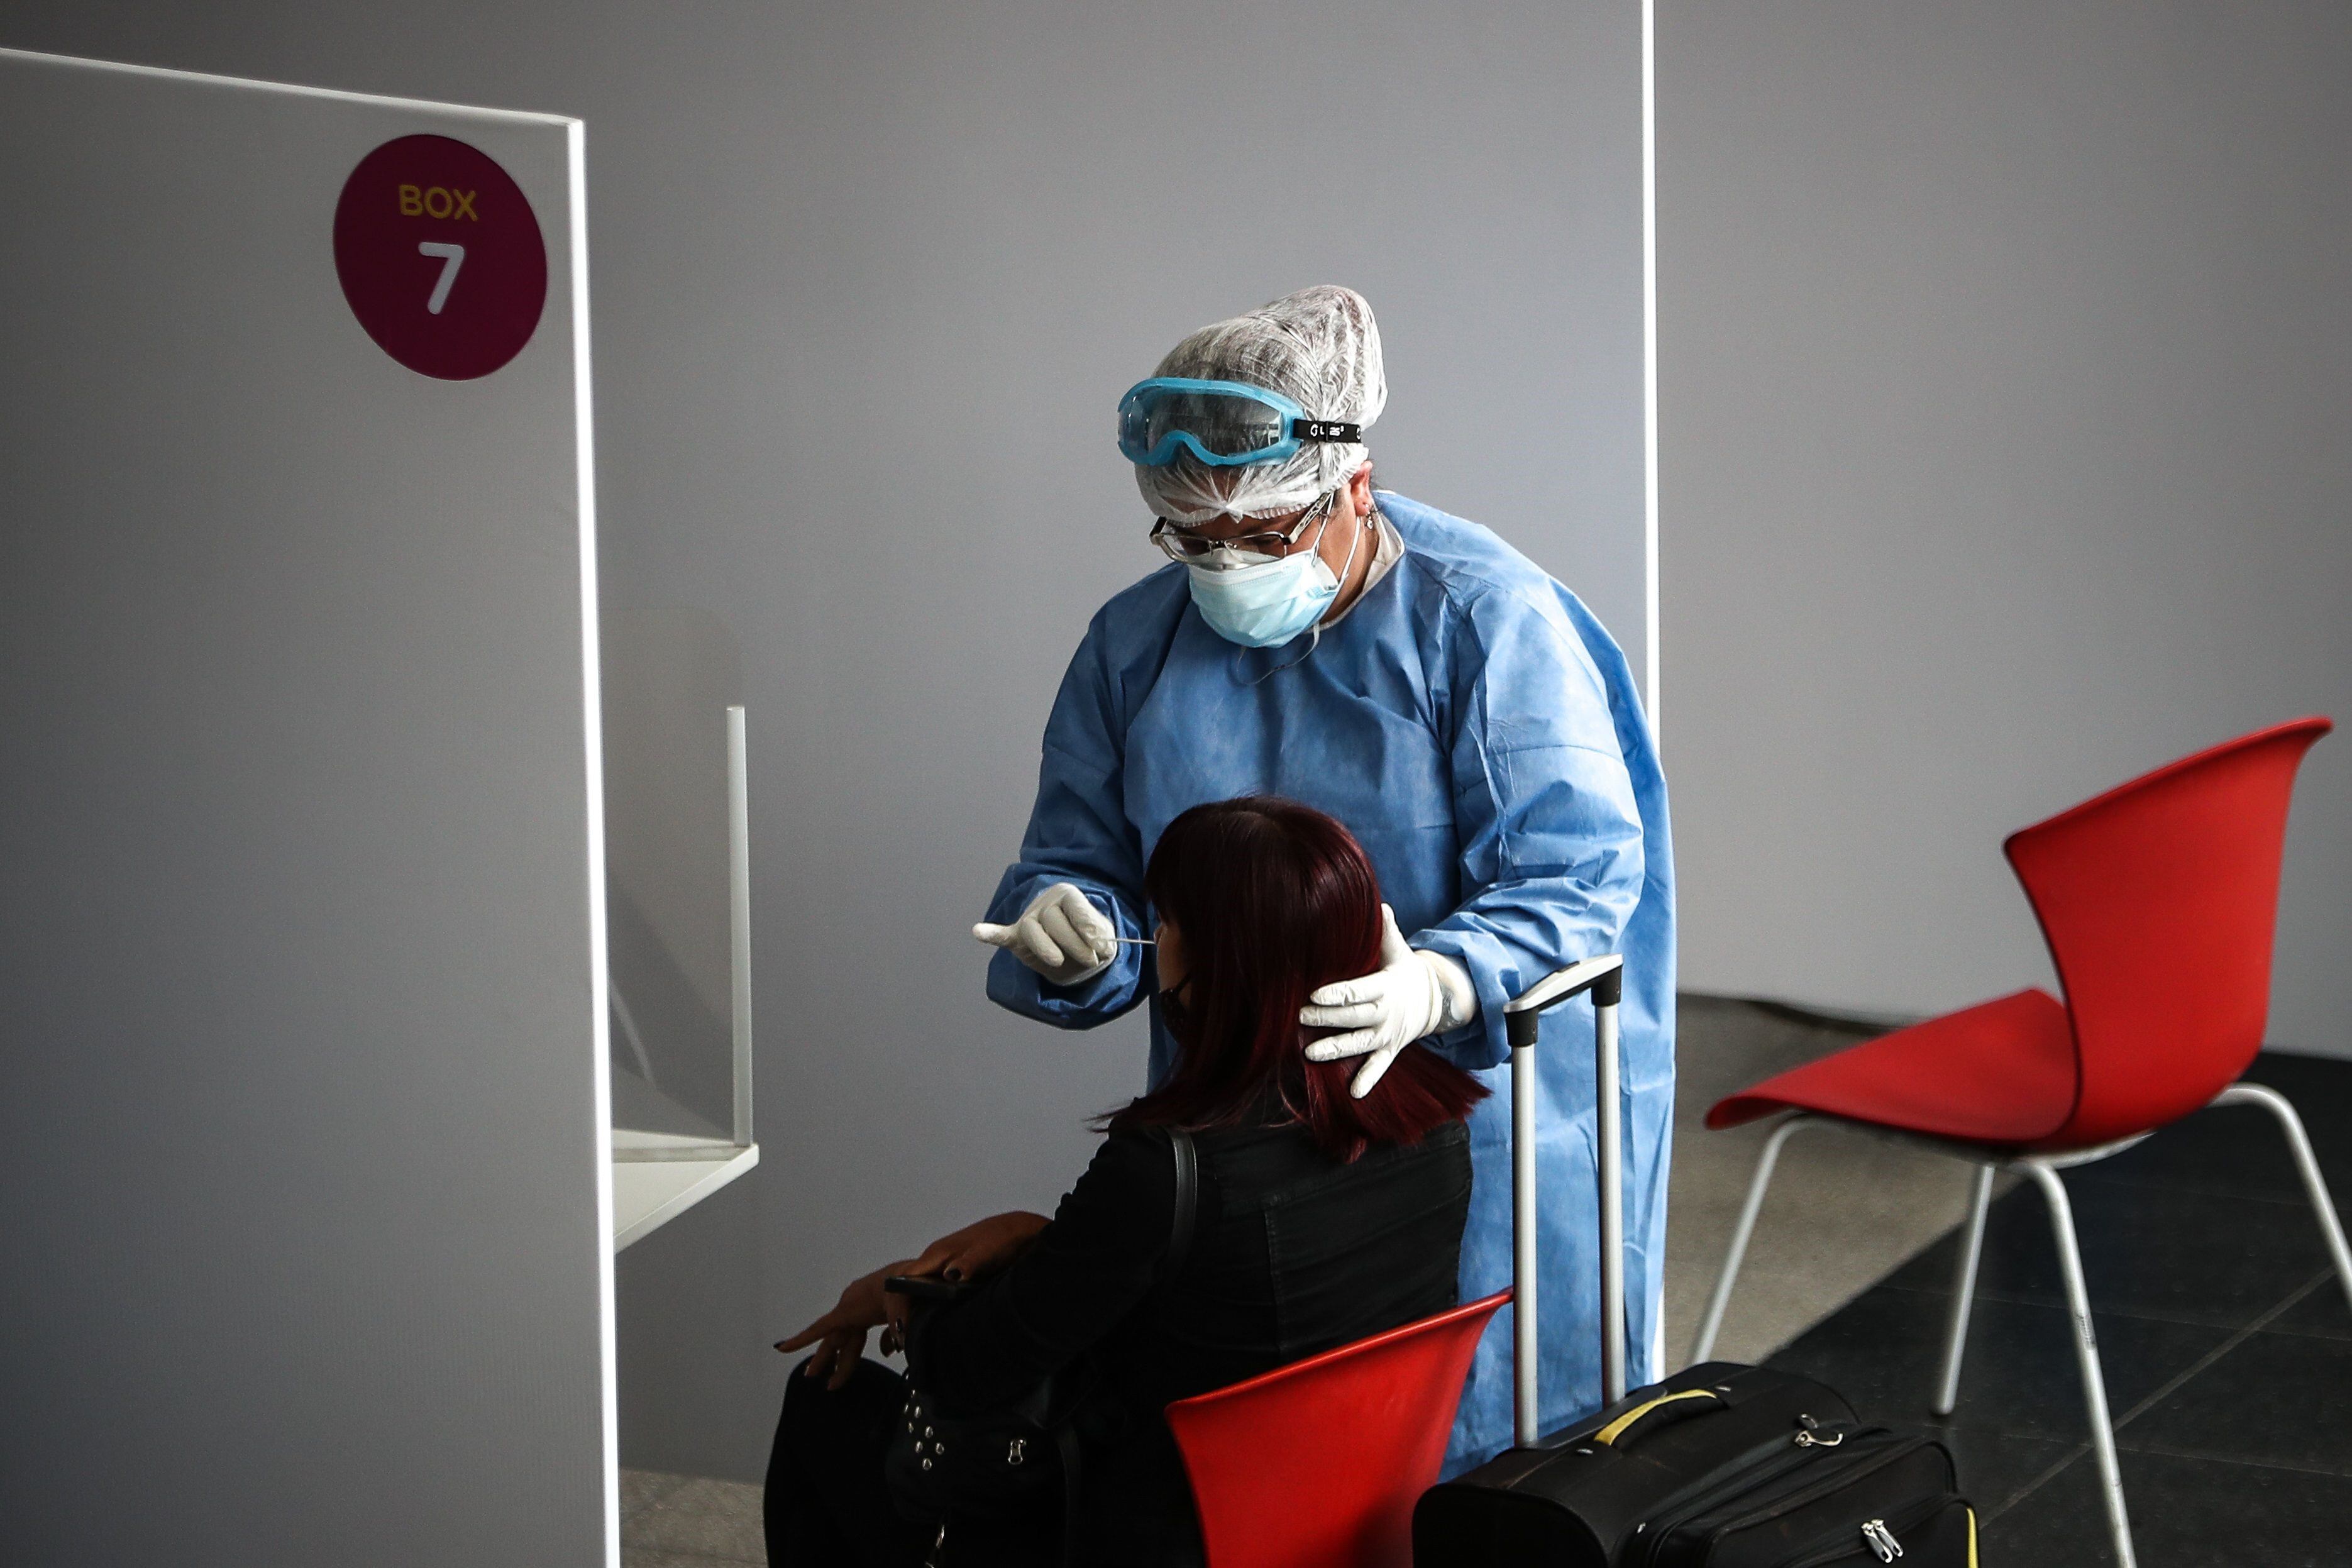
0;54;607;1565
0;4;1654;1480
1659;1;2352;1051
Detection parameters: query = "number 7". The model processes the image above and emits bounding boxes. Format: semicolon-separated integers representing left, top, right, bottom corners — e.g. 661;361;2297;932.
417;241;466;315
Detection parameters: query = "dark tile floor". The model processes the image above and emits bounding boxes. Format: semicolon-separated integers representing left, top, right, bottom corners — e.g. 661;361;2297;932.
1762;1050;2352;1567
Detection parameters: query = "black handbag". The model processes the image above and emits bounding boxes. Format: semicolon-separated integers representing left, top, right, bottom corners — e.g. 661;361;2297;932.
884;1127;1199;1555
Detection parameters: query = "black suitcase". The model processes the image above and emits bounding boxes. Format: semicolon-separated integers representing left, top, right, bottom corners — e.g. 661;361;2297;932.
1413;958;1977;1567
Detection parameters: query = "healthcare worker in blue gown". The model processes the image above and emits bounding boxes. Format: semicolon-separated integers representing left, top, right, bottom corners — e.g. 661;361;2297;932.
974;285;1674;1474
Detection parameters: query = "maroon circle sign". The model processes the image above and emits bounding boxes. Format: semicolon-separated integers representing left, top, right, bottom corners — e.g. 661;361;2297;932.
334;135;548;380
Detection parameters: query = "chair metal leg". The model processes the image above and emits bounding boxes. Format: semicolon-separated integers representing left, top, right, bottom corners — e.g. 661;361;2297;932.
2214;1081;2352;1315
1688;1115;1808;1366
2018;1161;2135;1568
1931;1163;1994;1417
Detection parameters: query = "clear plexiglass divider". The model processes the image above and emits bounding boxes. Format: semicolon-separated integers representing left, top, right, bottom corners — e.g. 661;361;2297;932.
605;698;757;1247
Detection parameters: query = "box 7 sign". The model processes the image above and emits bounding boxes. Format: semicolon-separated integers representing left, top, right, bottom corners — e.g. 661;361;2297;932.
334;135;547;380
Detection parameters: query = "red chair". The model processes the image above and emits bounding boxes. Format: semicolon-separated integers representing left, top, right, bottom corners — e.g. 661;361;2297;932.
1687;717;2352;1568
1164;1290;1506;1568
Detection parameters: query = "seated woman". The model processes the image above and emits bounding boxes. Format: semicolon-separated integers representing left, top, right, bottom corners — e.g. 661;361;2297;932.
766;797;1486;1567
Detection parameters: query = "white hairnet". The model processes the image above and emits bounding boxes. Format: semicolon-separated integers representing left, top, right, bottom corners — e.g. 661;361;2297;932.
1135;285;1387;522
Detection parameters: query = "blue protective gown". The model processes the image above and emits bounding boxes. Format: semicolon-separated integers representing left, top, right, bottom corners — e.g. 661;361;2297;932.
983;492;1675;1472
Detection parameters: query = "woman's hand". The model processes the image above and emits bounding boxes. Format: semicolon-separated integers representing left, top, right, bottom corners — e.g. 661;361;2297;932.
905;1211;1052;1286
776;1215;1050;1385
774;1261;914;1390
876;1212;1052;1344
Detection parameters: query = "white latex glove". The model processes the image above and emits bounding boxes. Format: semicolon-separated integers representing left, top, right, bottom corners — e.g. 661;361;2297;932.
973;882;1117;988
1300;905;1478;1098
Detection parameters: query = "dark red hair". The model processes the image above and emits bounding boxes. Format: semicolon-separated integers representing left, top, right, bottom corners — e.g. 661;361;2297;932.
1116;797;1486;1161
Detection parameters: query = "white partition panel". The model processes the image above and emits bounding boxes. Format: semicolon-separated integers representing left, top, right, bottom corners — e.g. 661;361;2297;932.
1659;3;2352;1044
0;0;1655;1480
0;51;610;1566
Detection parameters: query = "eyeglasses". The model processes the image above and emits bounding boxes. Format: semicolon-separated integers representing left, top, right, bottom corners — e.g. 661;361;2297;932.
1149;489;1340;566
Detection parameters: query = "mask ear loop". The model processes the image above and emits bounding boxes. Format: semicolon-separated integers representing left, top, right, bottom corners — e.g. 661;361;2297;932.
1239;624;1322;686
1232;493;1366;687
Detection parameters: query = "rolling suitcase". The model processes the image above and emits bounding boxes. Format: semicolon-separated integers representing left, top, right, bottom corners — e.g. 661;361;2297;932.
1413;958;1977;1567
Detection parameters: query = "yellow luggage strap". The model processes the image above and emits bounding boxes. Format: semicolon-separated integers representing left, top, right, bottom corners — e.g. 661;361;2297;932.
1593;1388;1723;1447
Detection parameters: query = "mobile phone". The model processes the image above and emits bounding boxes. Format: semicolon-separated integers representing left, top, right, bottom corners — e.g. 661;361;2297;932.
883;1274;974;1303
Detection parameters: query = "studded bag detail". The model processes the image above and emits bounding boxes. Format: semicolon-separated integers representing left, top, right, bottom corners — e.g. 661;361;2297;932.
883;1128;1198;1564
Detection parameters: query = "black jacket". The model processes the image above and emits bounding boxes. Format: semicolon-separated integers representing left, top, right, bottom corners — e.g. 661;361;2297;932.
907;1112;1474;1565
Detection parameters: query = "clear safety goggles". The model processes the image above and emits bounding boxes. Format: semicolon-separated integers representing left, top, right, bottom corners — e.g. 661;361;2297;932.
1150;488;1339;567
1117;377;1362;468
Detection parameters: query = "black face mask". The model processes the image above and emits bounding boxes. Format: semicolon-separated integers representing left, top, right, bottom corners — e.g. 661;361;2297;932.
1158;975;1196;1041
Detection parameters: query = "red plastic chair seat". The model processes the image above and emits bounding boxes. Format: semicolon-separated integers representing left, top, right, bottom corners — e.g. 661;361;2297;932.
1706;988;2077;1148
1692;719;2336;1568
1164;1290;1506;1568
1704;716;2333;1157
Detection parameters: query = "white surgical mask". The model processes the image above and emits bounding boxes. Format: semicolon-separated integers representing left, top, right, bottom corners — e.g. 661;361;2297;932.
1183;499;1362;649
1184;549;1340;648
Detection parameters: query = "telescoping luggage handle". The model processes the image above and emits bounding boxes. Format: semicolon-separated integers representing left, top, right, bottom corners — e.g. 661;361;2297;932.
1501;954;1626;1449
